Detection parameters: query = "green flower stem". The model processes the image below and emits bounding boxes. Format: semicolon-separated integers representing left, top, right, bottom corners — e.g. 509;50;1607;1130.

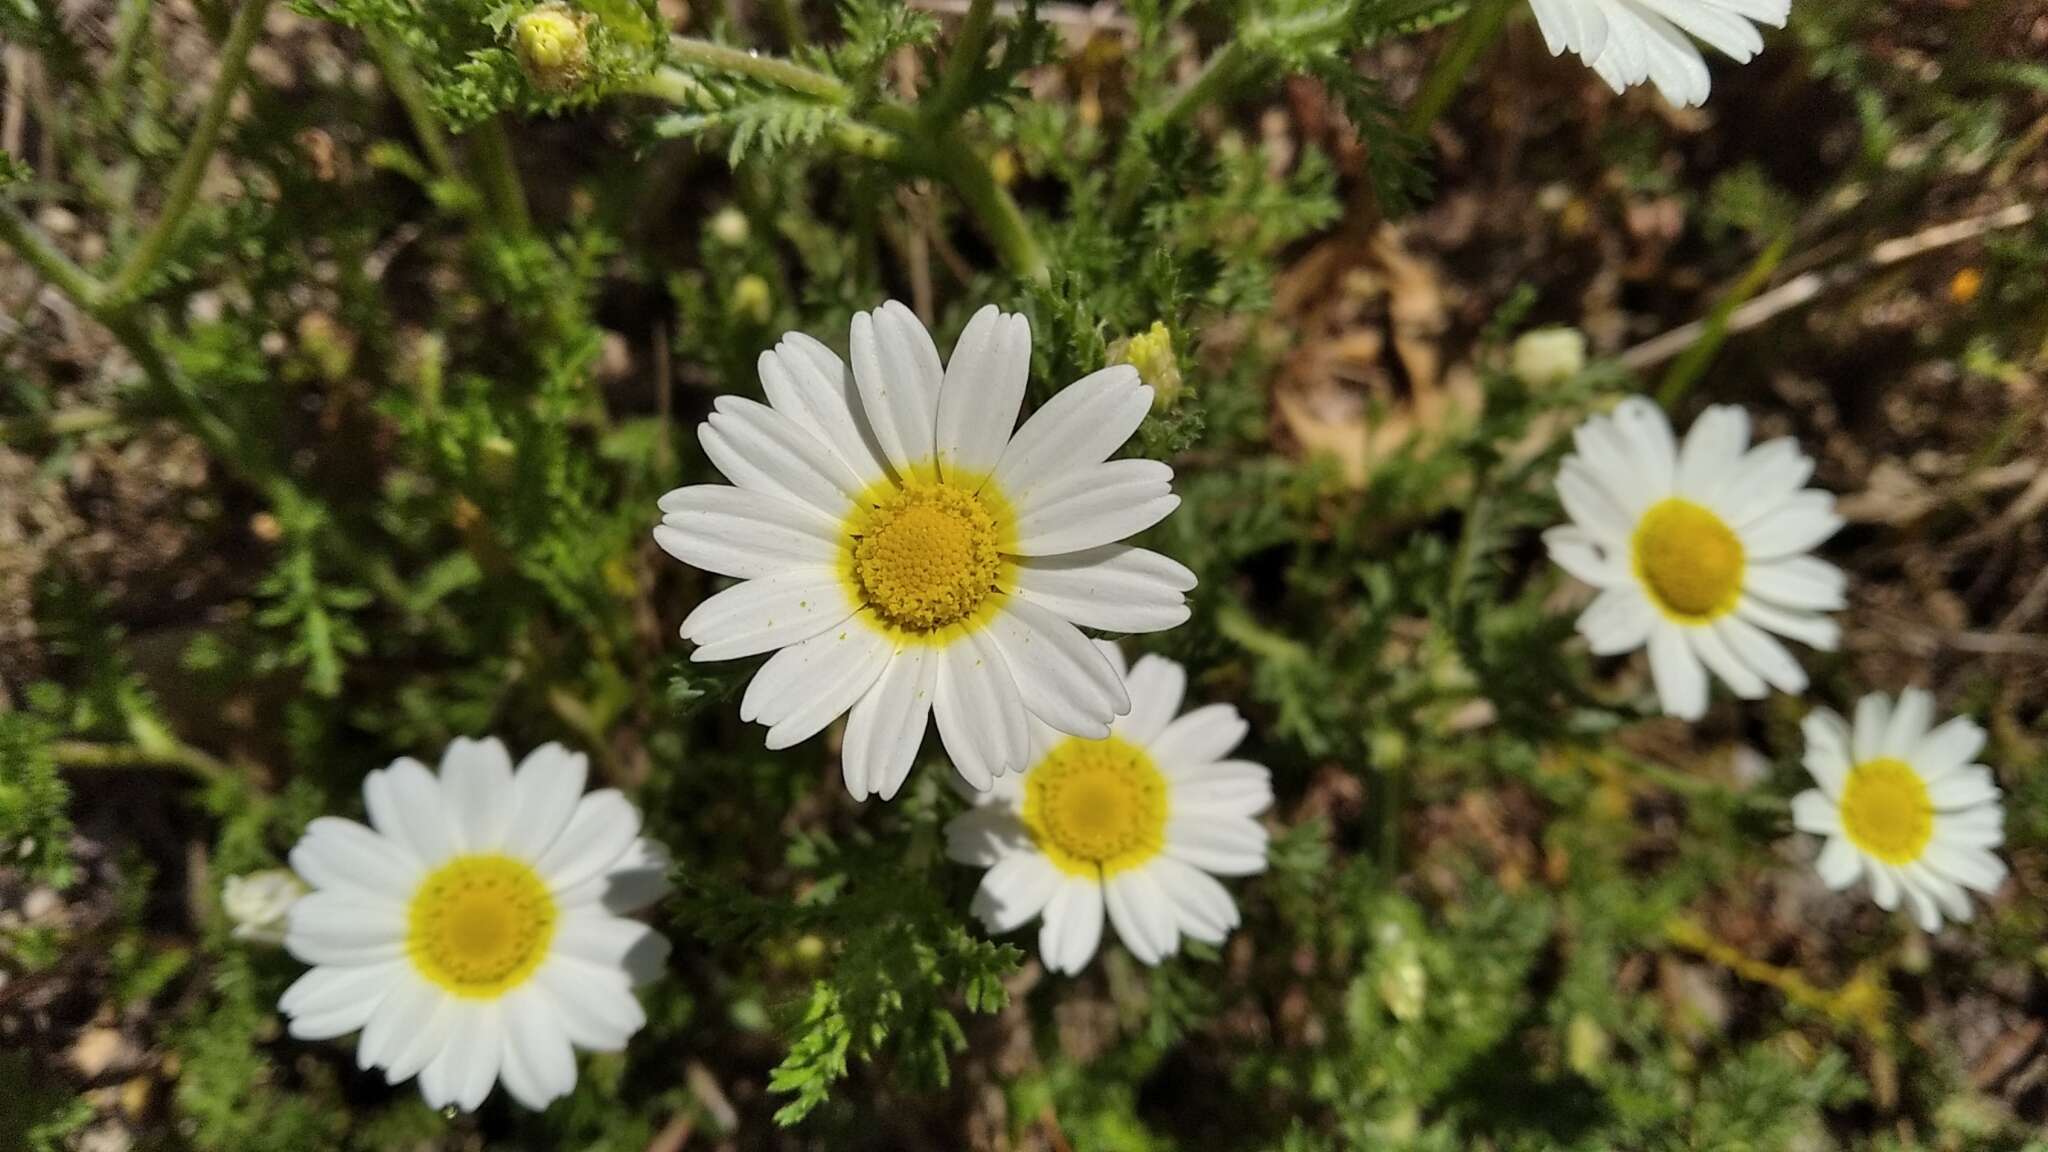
364;29;464;189
1403;0;1514;134
53;738;232;786
468;116;534;236
667;36;852;103
924;0;997;126
924;124;1048;282
0;201;108;309
106;0;276;304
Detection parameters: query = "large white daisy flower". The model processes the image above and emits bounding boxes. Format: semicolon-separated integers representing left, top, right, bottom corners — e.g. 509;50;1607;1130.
1528;0;1789;108
945;644;1270;975
280;738;671;1112
1544;397;1844;720
1791;690;2007;933
655;301;1196;802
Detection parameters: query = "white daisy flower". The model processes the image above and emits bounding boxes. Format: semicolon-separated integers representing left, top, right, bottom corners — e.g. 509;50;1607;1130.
1544;397;1845;720
945;644;1270;974
655;301;1196;802
1791;690;2007;932
1528;0;1789;108
279;737;672;1113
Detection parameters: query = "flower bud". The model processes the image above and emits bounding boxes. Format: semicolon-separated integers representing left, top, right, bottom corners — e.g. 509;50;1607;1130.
709;207;751;247
729;275;773;325
222;870;306;945
1115;321;1183;410
514;3;592;94
1510;326;1586;387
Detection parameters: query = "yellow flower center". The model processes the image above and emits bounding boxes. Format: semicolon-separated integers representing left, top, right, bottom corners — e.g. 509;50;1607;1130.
1022;736;1169;877
1838;758;1934;865
844;474;1009;637
407;855;557;998
1631;498;1745;622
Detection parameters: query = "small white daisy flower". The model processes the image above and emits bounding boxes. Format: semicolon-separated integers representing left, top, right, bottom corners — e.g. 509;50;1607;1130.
655;301;1196;802
222;869;306;945
1545;397;1845;720
1528;0;1789;108
945;644;1270;974
280;738;672;1113
1791;690;2007;933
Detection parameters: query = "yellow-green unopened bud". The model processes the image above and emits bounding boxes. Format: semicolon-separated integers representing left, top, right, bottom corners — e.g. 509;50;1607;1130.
730;275;773;325
1510;326;1586;387
1117;321;1183;409
514;3;591;94
478;434;519;490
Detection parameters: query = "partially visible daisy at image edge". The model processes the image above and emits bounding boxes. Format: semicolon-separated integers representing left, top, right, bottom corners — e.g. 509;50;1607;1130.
279;737;671;1112
654;301;1196;802
1544;396;1845;721
946;643;1270;975
1527;0;1790;108
1791;689;2007;932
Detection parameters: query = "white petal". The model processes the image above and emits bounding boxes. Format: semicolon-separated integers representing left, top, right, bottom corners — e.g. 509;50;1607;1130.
934;628;1032;789
1799;709;1852;796
439;736;515;852
738;613;892;732
992;365;1152;504
654;485;839;580
1568;408;1649;517
1578;587;1657;655
284;893;406;968
1557;460;1636;546
383;994;456;1086
1814;836;1862;889
1713;614;1806;695
700;396;863;522
1743;556;1847;612
1790;789;1840;836
1897;871;1943;933
502;744;590;860
1545;524;1627;587
1734;596;1839;651
1115;654;1187;746
1149;856;1240;944
1713;438;1814;527
1687;622;1766;700
1610;396;1677;494
364;757;460;867
498;986;580;1110
1633;0;1764;61
1008;458;1179;556
552;911;672;983
681;569;858;663
1634;9;1713;106
1868;863;1902;911
290;818;419;901
971;852;1064;933
1646;623;1709;720
1010;546;1195;635
1104;868;1180;966
849;301;943;473
1038;876;1106;975
450;1005;505;1112
757;333;889;488
1150;704;1248;768
936;306;1031;482
1922;841;2007;894
587;837;672;915
945;805;1032;866
1164;814;1269;876
986;600;1130;739
1882;688;1935;760
841;646;935;802
1674;405;1750;498
280;963;398;1038
1926;768;2000;810
357;971;440;1072
1170;759;1275;818
1851;693;1892;764
1913;716;1986;780
535;790;641;894
1740;492;1842;561
534;958;646;1050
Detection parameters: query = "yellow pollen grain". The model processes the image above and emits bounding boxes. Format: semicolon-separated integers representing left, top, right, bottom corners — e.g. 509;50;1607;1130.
1022;736;1170;878
1839;758;1934;865
407;855;557;998
846;478;1004;635
1631;498;1745;622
